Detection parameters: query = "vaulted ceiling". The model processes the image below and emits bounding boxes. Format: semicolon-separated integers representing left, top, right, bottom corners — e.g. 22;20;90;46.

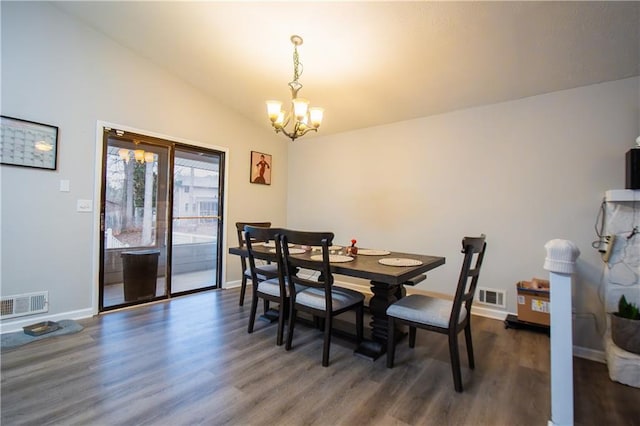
53;1;640;137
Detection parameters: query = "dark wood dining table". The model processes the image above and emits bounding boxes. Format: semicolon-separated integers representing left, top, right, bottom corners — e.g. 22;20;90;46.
228;244;445;360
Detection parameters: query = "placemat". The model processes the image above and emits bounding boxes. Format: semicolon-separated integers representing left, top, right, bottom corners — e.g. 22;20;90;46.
310;254;354;263
378;258;423;267
262;241;294;248
358;249;391;256
311;245;343;251
271;248;306;254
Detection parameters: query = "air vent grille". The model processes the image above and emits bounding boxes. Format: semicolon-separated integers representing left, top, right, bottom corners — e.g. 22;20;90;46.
477;287;506;308
0;292;49;319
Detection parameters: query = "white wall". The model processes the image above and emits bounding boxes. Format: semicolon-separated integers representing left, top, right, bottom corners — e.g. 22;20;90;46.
0;2;287;328
288;77;640;351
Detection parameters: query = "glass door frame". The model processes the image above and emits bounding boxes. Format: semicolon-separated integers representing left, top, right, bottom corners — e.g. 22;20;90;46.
170;145;225;297
97;125;226;312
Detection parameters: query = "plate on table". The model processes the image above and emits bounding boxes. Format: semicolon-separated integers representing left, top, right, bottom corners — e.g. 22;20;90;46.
358;249;391;256
378;258;423;267
270;248;306;254
310;254;354;263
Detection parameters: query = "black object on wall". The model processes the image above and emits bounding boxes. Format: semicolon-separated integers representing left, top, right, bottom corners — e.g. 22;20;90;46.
626;149;640;189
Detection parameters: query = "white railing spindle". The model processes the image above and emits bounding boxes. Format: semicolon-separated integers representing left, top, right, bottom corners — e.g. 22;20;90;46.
544;239;580;426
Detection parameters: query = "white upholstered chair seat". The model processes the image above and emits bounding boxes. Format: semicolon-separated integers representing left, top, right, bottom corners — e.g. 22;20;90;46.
244;263;278;280
257;278;306;297
296;286;364;311
256;278;284;297
386;294;467;328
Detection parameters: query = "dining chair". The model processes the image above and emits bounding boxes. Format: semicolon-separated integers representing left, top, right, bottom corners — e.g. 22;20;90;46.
244;225;287;345
386;235;487;392
279;229;364;367
235;221;278;306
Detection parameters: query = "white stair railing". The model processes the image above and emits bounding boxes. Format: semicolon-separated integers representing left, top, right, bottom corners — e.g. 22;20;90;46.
544;239;580;426
105;228;129;249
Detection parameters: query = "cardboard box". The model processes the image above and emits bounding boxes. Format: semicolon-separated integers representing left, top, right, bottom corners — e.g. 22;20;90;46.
516;279;550;326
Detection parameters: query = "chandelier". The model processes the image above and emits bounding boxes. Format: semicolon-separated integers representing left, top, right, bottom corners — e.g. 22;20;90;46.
118;148;155;164
117;140;155;164
266;35;324;141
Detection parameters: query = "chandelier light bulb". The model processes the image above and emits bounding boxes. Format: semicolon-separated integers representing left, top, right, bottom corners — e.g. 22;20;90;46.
118;148;130;163
292;98;309;121
134;149;145;163
299;115;308;131
266;100;283;122
309;107;324;129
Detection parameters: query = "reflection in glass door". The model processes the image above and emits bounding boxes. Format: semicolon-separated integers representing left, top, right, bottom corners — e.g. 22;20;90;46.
100;133;170;310
171;148;222;294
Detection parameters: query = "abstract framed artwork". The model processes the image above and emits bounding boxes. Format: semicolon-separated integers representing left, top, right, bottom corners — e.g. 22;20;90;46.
0;115;59;170
250;151;272;185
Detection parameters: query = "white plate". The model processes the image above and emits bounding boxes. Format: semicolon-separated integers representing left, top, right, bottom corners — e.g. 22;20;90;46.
358;249;391;256
378;258;423;267
270;248;306;254
310;254;354;263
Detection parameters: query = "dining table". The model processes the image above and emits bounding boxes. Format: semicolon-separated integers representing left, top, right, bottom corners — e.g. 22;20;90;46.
228;243;445;360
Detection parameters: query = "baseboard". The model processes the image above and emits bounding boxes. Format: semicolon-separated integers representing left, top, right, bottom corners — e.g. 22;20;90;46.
224;279;242;289
573;345;606;363
471;305;508;321
0;308;94;334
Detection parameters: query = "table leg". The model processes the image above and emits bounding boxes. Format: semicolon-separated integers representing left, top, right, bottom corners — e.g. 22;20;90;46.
354;280;406;361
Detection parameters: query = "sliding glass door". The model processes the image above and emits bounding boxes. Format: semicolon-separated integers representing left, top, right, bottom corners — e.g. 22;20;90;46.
99;128;224;311
171;148;222;295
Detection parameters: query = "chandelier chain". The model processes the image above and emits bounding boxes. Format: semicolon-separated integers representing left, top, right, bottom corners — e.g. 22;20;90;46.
293;45;303;83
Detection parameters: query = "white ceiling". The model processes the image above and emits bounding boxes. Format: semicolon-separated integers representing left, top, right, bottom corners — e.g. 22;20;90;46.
53;1;640;137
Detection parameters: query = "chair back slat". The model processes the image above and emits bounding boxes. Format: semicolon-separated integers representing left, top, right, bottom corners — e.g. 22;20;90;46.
449;235;487;328
279;229;335;306
235;222;271;271
243;225;284;288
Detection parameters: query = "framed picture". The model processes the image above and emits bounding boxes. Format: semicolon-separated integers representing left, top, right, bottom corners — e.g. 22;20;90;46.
0;115;59;170
250;151;272;185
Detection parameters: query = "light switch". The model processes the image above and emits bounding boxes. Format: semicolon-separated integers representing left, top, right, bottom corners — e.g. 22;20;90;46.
77;199;93;212
60;179;70;192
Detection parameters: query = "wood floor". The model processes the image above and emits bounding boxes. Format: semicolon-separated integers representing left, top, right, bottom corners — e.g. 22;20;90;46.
2;288;639;425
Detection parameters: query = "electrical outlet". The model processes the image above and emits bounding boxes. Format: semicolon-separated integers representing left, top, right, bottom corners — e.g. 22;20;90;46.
76;199;93;212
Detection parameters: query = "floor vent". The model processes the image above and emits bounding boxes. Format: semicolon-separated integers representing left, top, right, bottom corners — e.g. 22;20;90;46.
477;287;506;308
0;292;49;319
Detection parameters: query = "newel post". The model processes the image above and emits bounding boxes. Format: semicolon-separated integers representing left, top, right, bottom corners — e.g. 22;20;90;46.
544;239;580;426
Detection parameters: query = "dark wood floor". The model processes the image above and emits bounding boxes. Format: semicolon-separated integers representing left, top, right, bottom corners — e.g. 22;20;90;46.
1;288;638;425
